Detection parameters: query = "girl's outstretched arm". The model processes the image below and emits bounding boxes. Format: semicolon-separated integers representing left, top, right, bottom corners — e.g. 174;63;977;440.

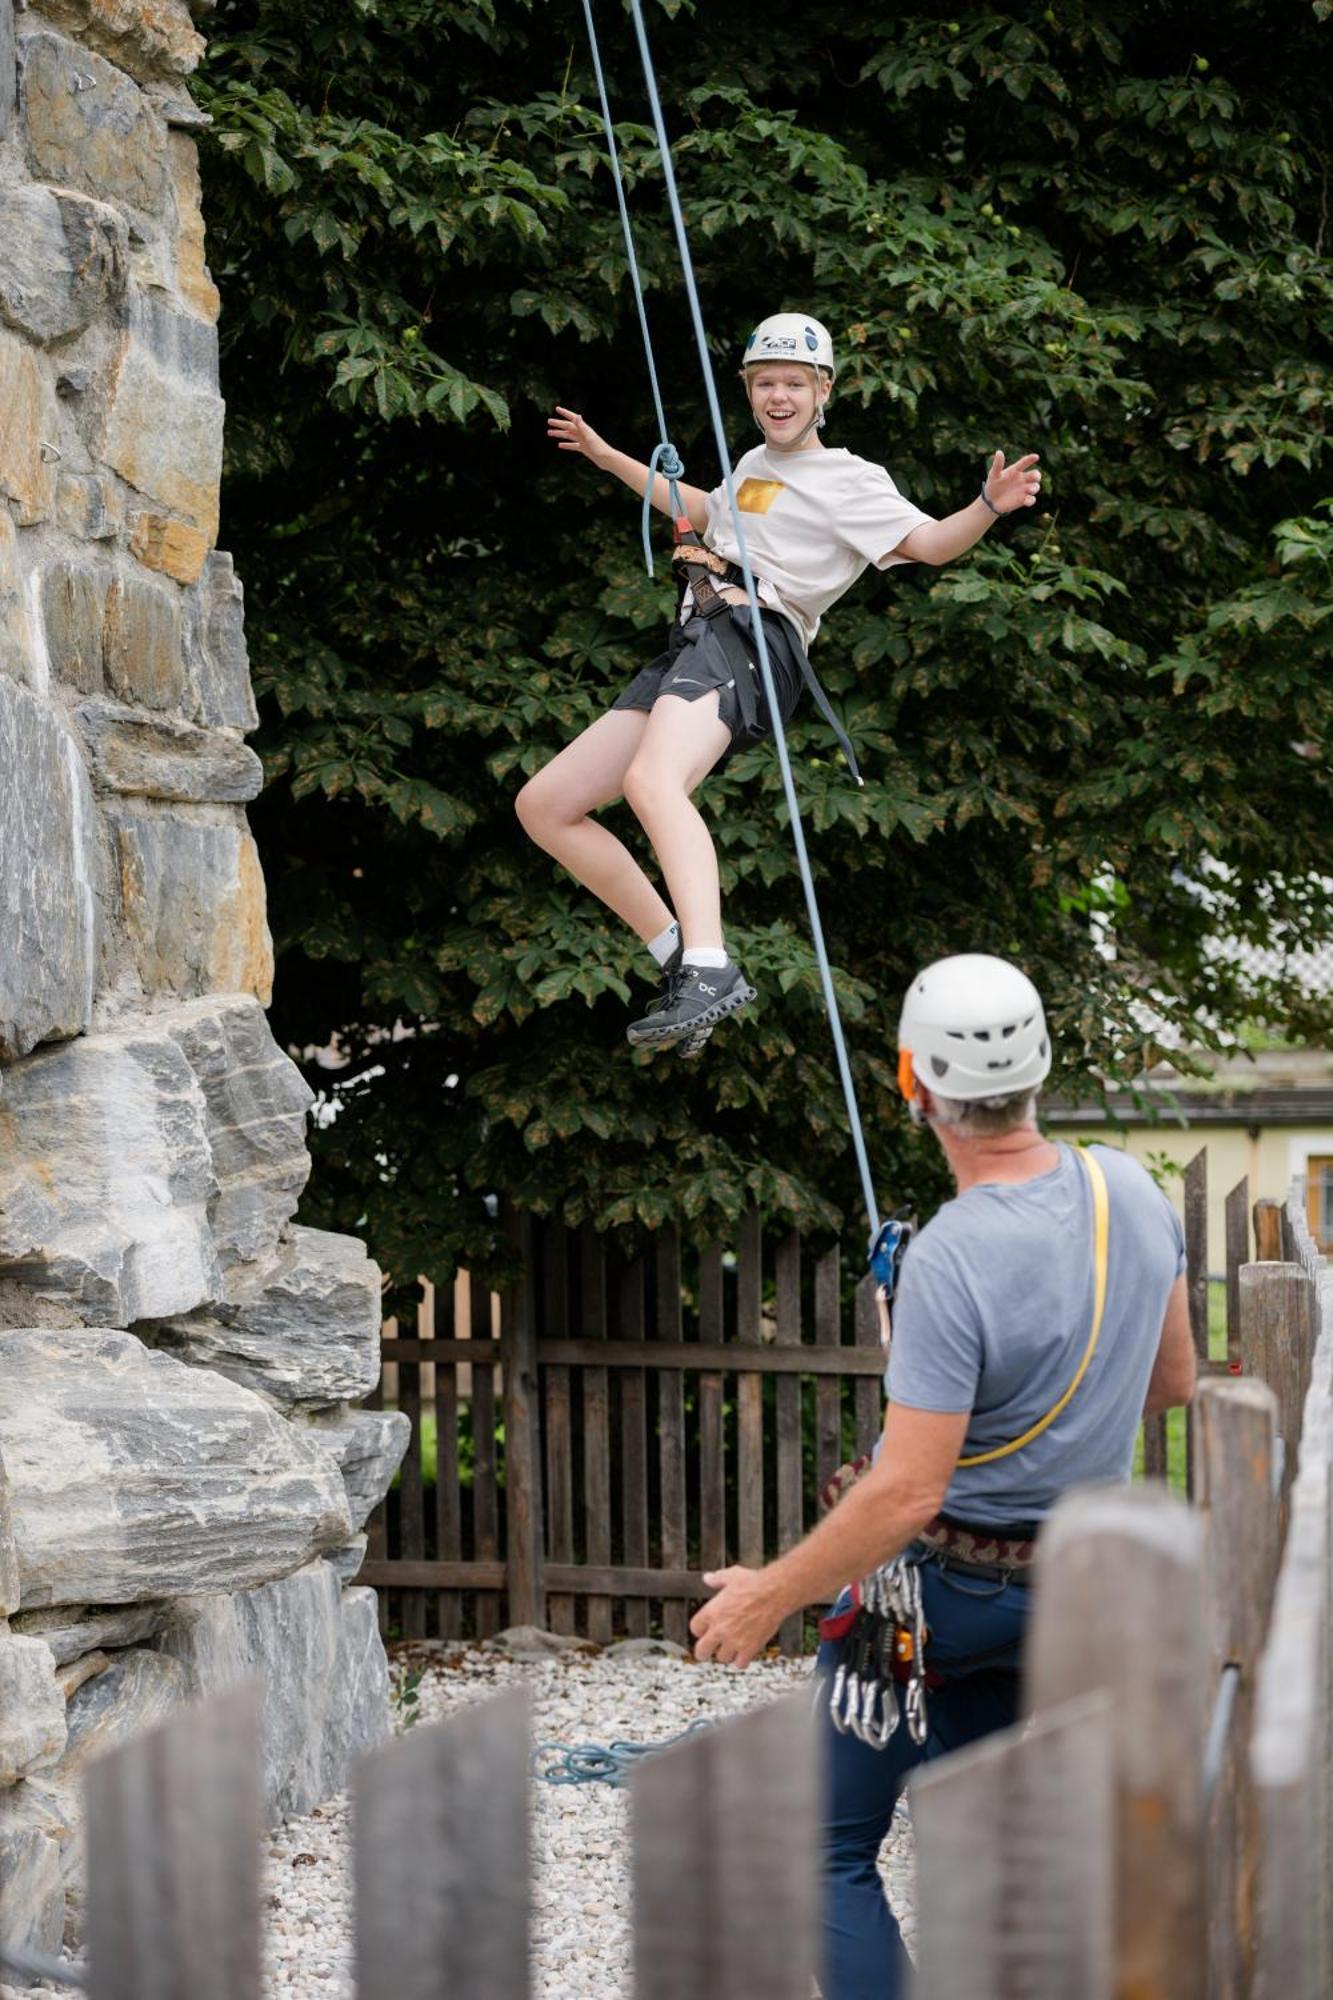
549;407;710;531
893;450;1042;566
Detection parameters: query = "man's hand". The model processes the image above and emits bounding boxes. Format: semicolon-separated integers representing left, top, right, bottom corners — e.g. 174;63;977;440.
983;449;1042;512
548;405;610;468
690;1566;787;1668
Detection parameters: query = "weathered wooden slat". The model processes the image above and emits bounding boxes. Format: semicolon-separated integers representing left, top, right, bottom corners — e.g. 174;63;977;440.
618;1256;650;1638
398;1299;426;1641
697;1243;727;1575
432;1276;462;1642
736;1209;765;1567
502;1211;544;1631
470;1270;501;1639
1194;1379;1280;2000
385;1336;885;1374
1252;1457;1331;2000
362;1560;709;1597
1140;1410;1168;1481
582;1224;613;1643
354;1689;530;2000
1025;1485;1208;2000
1253;1198;1283;1263
365;1351;390;1639
542;1224;575;1635
774;1233;804;1655
632;1692;818;2000
912;1691;1115;2000
84;1682;262;2000
853;1273;883;1456
813;1247;843;1506
1224;1177;1249;1364
655;1227;688;1646
1183;1149;1209;1497
1238;1262;1317;1514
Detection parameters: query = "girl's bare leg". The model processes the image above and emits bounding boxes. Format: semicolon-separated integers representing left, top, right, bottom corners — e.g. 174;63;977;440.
621;694;732;952
515;708;676;941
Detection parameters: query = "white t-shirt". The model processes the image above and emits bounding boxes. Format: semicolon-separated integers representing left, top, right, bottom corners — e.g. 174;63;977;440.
700;445;935;648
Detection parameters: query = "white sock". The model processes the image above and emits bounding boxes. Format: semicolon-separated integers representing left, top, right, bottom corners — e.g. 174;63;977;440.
647;921;681;968
683;947;729;969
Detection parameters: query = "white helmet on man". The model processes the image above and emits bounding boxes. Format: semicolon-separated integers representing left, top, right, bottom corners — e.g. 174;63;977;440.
743;313;837;380
897;954;1051;1104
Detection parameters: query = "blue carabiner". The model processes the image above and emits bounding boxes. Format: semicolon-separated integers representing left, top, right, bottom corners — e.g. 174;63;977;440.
868;1209;915;1298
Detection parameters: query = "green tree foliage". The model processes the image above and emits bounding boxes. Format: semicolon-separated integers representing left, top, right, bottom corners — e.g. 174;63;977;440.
196;0;1333;1285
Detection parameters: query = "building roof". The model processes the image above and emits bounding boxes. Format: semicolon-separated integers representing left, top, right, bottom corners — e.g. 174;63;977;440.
1046;1047;1333;1128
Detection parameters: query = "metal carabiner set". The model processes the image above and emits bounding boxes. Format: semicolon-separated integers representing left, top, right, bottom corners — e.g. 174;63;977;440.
827;1558;930;1750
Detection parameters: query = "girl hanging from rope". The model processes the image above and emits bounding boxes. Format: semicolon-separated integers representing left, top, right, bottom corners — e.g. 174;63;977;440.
516;313;1041;1054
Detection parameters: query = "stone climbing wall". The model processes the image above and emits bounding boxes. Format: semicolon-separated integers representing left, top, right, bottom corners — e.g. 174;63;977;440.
0;2;409;1973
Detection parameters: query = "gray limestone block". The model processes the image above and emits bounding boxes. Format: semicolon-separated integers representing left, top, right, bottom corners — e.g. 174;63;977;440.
40;562;108;694
102;570;186;711
96;286;222;544
163;996;312;1269
35;2;206;84
0;1820;65;1977
55;472;123;544
0;1327;353;1610
0;3;13;144
19;33;170;219
0;1634;66;1786
0;676;98;1063
183;550;257;730
305;1409;409;1529
0;1449;17;1618
77;700;262;803
151;1226;382;1413
103;802;274;1006
158;1562;390;1822
11;1601;169;1668
57;1648;187;1780
326;1533;367;1586
0;1024;219;1325
0;185;128;346
0;329;58;526
0;513;39;690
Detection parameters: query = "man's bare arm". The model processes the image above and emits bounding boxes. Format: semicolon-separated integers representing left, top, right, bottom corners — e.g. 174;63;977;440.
548;407;710;530
1143;1273;1196;1415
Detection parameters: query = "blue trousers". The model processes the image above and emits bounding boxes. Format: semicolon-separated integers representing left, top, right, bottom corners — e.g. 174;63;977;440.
816;1559;1031;2000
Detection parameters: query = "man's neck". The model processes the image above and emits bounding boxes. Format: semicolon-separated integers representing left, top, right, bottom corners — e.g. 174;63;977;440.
934;1123;1062;1195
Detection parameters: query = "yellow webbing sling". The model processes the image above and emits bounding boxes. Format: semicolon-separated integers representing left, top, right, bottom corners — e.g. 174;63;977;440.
956;1145;1110;1469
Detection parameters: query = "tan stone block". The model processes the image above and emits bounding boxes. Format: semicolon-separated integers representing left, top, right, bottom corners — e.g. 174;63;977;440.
35;1;205;83
0;512;40;688
222;827;275;1005
0;330;58;526
129;511;208;584
56;472;124;542
19;34;170;219
99;292;222;540
108;803;274;1004
168;130;219;323
103;572;186;710
41;562;108;694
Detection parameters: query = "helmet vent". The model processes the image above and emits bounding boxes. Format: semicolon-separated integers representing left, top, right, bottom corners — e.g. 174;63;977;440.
946;1030;965;1041
1039;1037;1048;1058
986;1059;1014;1071
1001;1024;1017;1038
930;1056;950;1079
973;1029;991;1042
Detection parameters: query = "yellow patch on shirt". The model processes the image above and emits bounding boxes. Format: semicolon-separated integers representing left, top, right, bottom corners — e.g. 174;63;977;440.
736;477;786;514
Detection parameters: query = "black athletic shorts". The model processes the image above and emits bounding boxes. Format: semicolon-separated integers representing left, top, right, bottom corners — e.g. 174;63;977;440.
611;607;805;751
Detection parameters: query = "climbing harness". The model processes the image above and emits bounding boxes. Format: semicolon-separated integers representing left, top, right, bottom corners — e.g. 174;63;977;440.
578;0;883;1246
533;1717;716;1787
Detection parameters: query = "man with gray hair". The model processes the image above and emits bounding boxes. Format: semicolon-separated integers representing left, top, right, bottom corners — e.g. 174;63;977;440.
692;952;1196;1998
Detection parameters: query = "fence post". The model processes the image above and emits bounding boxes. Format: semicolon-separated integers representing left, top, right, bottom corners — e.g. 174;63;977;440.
1194;1378;1280;2000
632;1692;818;2000
1025;1485;1208;2000
84;1682;263;2000
912;1691;1115;1999
1224;1175;1250;1364
355;1687;530;2000
503;1212;544;1630
1253;1199;1283;1263
1238;1262;1317;1514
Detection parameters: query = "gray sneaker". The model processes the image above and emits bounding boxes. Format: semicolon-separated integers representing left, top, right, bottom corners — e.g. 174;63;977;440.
626;962;756;1049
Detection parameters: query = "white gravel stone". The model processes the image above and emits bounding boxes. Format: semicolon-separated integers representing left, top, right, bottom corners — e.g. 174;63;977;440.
257;1643;916;1999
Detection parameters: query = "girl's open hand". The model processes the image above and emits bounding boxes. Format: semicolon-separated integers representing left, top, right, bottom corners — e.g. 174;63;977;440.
548;406;609;467
983;450;1042;513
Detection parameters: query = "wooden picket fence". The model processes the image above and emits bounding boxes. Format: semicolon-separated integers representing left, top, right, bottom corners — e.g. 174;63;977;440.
365;1149;1266;1647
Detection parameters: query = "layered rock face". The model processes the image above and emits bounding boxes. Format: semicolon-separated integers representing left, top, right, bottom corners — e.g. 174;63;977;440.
0;2;407;1971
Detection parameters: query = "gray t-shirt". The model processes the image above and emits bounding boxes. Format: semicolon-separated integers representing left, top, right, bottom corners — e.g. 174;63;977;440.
885;1143;1186;1527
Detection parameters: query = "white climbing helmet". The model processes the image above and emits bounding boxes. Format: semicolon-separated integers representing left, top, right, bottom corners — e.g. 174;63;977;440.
897;954;1052;1103
742;313;837;380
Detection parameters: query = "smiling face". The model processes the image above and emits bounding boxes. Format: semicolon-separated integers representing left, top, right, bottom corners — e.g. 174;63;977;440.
745;362;830;449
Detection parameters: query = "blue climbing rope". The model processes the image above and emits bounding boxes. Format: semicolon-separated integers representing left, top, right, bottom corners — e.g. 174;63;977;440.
533;1717;717;1787
579;2;882;1243
578;0;685;575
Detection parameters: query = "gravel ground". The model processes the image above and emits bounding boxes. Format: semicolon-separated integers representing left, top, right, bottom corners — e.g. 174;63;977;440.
261;1639;916;1999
